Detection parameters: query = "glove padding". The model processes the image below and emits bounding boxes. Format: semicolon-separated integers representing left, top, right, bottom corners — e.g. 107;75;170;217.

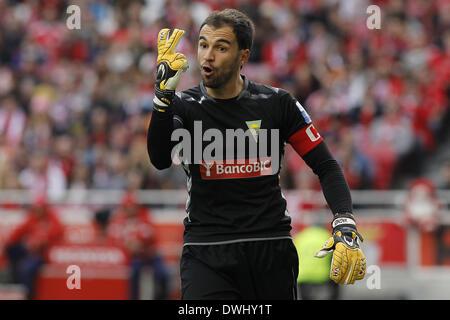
315;224;366;285
153;28;189;111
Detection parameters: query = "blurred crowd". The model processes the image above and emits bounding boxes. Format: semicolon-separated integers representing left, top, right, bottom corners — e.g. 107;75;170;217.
2;192;169;299
0;0;449;198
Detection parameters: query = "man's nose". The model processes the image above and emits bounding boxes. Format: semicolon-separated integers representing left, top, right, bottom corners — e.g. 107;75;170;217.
204;47;214;61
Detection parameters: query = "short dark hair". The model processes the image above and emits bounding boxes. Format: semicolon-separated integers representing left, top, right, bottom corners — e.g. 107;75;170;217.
200;8;255;50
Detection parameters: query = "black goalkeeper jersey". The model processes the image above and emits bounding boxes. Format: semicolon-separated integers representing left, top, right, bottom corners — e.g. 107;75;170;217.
148;75;353;244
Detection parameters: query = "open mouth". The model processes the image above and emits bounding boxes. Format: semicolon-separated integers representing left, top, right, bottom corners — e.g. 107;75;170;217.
202;66;214;76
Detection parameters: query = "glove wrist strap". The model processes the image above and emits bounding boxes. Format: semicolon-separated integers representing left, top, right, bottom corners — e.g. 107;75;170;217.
155;86;175;106
331;213;364;242
332;216;356;229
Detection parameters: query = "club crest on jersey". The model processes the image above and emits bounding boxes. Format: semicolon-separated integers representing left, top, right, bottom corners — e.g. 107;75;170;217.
245;120;262;143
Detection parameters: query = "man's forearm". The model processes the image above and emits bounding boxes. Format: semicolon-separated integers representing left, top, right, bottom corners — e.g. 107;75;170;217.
302;141;353;214
147;109;175;170
310;143;366;285
148;28;189;170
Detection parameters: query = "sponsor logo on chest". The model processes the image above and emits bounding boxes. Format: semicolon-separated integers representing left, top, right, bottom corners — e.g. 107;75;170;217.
199;157;273;179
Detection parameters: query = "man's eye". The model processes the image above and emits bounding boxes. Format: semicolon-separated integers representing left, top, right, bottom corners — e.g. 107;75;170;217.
199;43;207;49
218;47;227;52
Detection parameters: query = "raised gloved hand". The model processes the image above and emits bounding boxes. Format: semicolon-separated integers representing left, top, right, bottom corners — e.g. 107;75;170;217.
315;214;366;285
153;28;189;112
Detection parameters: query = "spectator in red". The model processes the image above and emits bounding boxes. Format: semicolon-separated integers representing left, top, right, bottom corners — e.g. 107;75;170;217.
4;195;64;299
404;178;441;232
107;192;169;300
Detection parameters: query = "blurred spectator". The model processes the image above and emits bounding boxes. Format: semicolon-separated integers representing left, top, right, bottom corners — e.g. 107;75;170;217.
107;192;169;300
0;94;26;148
404;178;441;232
4;195;64;299
18;150;67;200
439;161;450;190
69;162;90;190
92;208;112;244
334;126;374;189
438;161;450;210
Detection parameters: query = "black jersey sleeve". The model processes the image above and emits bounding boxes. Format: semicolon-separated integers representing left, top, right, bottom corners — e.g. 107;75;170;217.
277;89;324;156
278;89;313;141
277;89;353;214
302;141;353;215
147;98;185;170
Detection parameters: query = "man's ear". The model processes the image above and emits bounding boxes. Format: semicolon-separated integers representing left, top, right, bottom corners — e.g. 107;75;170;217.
240;49;251;68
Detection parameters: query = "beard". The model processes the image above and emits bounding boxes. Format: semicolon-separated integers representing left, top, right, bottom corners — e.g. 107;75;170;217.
201;57;241;89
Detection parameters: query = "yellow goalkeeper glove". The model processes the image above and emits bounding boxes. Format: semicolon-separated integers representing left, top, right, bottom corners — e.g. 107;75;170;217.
315;214;366;285
153;28;189;111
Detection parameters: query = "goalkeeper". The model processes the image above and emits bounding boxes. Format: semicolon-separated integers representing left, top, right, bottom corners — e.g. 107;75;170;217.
147;8;366;299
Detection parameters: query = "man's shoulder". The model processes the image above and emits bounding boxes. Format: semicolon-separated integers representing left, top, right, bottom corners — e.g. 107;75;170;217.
246;80;290;99
175;85;202;102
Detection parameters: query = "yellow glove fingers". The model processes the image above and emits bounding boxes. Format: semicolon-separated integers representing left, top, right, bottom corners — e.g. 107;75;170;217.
171;53;189;70
157;28;188;70
158;28;170;42
347;249;366;283
167;28;185;54
330;243;346;284
343;260;356;285
335;246;366;285
158;28;170;54
344;248;359;284
331;242;360;285
154;28;187;109
356;250;366;280
349;251;362;283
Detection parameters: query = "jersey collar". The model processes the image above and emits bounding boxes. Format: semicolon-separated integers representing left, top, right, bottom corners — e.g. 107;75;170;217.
200;74;249;102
